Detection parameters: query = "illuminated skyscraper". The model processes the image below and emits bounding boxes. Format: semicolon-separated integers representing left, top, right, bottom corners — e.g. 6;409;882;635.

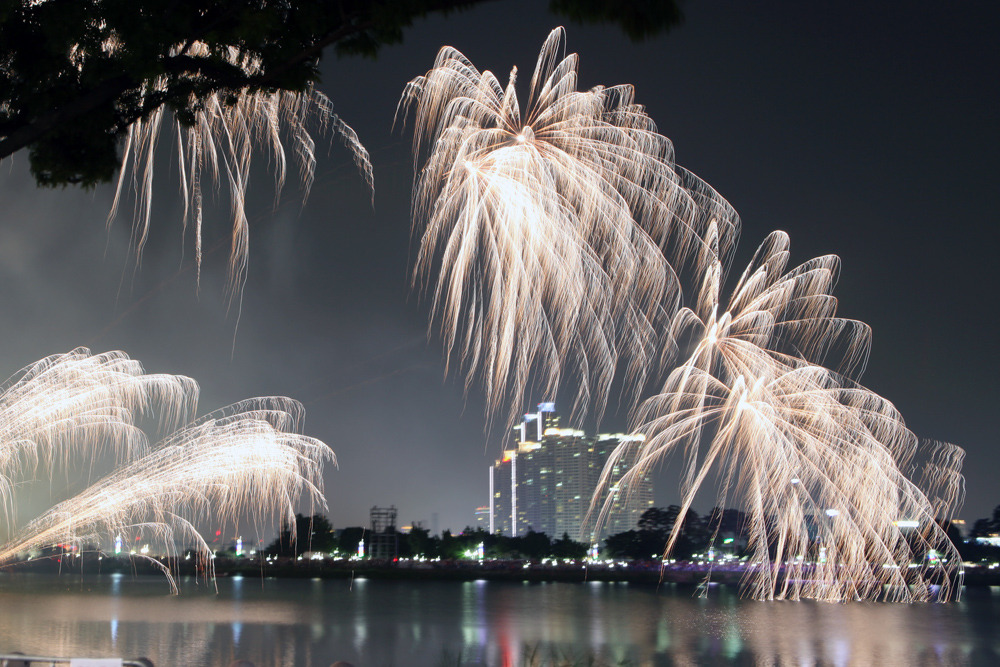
591;434;655;538
490;403;653;541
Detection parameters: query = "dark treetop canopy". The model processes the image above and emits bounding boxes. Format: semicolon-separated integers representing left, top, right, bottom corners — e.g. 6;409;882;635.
0;0;681;188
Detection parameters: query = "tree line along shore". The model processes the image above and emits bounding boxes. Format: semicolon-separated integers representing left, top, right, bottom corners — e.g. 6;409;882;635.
7;504;1000;587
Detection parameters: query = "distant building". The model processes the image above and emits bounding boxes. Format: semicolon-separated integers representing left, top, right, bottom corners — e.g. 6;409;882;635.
474;506;490;530
591;433;655;538
490;403;653;542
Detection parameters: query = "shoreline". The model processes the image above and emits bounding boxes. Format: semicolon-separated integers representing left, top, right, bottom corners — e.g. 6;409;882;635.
5;555;997;587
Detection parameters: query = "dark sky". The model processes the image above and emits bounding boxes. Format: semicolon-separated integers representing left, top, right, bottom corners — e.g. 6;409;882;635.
1;0;997;536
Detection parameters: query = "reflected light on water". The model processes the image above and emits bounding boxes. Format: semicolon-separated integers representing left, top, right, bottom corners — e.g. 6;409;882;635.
0;574;996;665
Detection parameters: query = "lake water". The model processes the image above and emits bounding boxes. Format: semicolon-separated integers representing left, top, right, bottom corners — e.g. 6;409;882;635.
0;573;998;666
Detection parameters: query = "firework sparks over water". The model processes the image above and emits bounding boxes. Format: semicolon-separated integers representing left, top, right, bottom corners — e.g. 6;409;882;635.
404;29;965;602
0;348;197;526
0;350;334;592
399;27;739;425
594;230;964;601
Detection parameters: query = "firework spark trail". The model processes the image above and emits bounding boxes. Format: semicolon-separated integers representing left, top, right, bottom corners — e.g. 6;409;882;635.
0;348;197;528
0;350;335;592
399;27;739;427
916;440;965;522
0;397;334;593
592;230;964;601
405;28;964;603
109;42;374;298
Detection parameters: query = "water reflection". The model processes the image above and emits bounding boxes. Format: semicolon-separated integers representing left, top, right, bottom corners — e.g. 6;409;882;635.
0;573;997;665
460;580;488;662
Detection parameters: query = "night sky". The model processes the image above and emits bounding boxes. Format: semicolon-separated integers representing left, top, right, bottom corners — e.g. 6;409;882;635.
1;0;997;536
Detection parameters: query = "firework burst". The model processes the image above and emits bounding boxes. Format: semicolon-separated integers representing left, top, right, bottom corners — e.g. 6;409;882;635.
109;42;373;298
399;27;739;425
0;350;334;592
0;348;197;526
594;230;963;601
0;397;332;593
404;30;964;602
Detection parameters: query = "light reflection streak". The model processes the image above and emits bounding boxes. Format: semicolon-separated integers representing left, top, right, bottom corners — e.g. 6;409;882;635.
0;577;993;664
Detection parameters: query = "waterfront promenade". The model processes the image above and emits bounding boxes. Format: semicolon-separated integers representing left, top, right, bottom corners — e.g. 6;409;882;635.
7;553;997;587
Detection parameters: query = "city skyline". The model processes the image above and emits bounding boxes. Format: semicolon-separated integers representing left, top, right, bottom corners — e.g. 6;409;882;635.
490;403;654;542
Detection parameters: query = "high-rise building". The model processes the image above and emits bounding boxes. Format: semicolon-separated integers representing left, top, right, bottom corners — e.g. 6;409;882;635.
591;434;655;538
490;403;653;543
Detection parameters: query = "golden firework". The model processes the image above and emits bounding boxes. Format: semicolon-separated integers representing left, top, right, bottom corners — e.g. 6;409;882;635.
399;27;739;425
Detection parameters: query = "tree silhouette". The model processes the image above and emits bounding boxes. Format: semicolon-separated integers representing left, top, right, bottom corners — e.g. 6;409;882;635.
0;0;682;188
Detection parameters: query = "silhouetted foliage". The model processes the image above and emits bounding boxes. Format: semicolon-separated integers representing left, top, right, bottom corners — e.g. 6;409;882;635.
401;525;436;558
969;505;1000;539
518;529;552;559
549;0;683;41
637;506;680;534
551;533;588;559
384;526;591;561
0;0;682;188
337;526;366;557
603;505;747;560
970;518;992;539
265;513;336;556
960;505;1000;562
603;529;664;560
